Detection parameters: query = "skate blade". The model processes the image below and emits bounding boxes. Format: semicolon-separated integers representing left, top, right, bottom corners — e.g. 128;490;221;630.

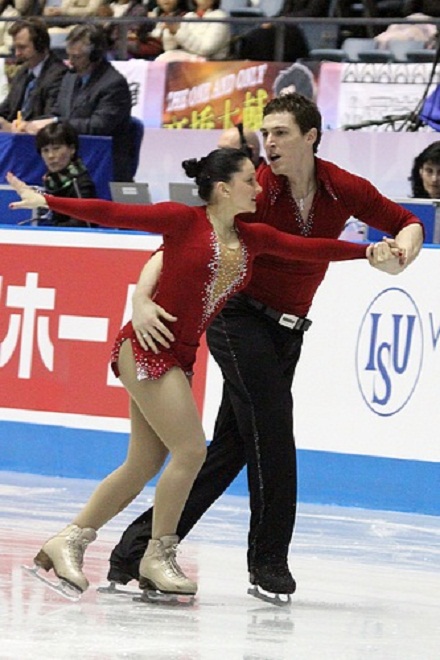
247;585;292;607
97;581;140;596
21;564;82;602
134;589;195;606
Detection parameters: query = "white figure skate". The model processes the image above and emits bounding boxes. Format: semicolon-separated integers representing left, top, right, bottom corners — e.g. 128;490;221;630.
22;524;96;600
137;535;197;605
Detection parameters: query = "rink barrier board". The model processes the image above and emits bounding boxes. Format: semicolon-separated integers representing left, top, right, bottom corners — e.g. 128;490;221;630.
0;421;438;516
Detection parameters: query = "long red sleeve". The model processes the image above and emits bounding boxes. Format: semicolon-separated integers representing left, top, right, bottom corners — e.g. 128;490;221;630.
45;196;188;233
241;223;368;262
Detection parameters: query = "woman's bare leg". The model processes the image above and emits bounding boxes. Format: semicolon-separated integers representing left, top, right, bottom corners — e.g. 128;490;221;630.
73;341;206;534
116;341;207;539
73;395;168;530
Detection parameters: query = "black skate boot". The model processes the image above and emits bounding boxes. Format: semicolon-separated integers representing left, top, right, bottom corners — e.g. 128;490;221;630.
248;564;296;606
97;558;143;596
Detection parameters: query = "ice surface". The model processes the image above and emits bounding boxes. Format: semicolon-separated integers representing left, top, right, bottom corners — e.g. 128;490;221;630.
0;471;439;660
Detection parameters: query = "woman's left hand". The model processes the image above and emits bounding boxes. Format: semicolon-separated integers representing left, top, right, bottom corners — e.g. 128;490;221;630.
6;172;47;210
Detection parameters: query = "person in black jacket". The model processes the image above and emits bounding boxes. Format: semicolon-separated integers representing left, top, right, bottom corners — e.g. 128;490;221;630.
22;23;133;182
236;0;332;62
0;17;67;129
35;120;97;227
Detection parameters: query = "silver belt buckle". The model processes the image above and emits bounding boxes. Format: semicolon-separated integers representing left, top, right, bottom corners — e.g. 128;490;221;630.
279;313;299;329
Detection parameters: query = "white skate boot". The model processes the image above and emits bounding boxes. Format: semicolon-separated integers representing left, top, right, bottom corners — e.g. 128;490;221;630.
23;524;97;600
138;535;197;605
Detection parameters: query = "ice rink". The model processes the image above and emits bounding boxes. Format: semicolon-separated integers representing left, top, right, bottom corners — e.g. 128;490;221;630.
1;470;439;660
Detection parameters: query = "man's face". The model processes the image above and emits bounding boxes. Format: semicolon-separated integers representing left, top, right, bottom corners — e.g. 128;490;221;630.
13;28;42;68
260;112;316;177
66;40;92;75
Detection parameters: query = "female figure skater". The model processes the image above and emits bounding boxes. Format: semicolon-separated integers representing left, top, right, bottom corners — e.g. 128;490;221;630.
7;149;398;600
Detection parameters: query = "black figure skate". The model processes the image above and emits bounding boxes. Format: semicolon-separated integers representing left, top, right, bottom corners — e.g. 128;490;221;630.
247;564;296;606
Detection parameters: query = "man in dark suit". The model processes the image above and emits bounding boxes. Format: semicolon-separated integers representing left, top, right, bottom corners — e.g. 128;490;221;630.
0;18;67;129
24;24;133;182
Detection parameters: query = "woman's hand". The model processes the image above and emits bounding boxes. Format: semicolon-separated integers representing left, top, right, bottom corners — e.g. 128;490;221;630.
367;237;407;274
132;294;177;354
7;172;47;210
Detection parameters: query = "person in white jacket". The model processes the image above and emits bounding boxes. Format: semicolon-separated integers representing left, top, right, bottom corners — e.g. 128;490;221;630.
156;0;230;62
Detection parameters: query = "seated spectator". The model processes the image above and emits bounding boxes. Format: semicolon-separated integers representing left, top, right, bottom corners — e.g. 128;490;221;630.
374;12;437;50
403;0;440;17
234;0;329;62
409;142;440;198
156;0;230;62
43;0;106;18
217;124;264;169
0;17;67;130
123;0;188;60
21;23;133;182
35;120;97;227
0;1;26;56
98;0;161;61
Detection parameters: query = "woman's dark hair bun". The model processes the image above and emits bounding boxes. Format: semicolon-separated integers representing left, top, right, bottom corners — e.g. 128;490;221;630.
182;158;200;179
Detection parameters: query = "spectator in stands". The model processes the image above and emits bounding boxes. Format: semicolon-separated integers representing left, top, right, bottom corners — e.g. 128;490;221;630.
97;0;151;60
35;120;97;227
374;12;437;50
0;17;67;130
43;0;106;18
272;62;316;100
125;0;188;60
234;0;331;62
0;1;35;56
155;0;230;62
409;141;440;198
403;0;440;17
22;23;133;182
217;124;264;169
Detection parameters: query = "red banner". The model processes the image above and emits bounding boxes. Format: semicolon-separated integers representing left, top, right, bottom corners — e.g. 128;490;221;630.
0;233;208;421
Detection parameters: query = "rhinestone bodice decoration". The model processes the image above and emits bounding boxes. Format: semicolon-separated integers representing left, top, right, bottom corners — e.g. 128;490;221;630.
201;231;248;330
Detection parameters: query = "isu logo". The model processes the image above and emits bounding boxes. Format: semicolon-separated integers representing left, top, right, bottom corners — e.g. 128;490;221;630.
355;288;423;417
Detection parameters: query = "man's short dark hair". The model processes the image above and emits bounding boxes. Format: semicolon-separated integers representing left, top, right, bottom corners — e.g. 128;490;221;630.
9;17;50;53
263;93;322;152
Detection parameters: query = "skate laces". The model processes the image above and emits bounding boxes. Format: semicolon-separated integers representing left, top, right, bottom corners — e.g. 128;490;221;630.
162;542;187;581
67;530;92;569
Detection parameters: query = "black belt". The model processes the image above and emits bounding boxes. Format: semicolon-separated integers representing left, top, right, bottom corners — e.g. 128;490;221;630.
239;294;312;332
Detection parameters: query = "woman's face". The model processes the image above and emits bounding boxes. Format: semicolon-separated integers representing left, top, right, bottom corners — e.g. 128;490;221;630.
419;159;440;198
40;143;75;173
194;0;215;11
157;0;179;13
224;159;262;215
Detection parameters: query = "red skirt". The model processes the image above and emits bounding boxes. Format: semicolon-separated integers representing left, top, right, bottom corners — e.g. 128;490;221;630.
111;322;196;381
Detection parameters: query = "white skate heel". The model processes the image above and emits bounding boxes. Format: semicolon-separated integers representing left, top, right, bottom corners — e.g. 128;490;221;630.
23;524;96;600
138;535;197;604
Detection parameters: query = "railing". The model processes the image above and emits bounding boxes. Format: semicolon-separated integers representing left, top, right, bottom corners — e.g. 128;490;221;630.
0;15;439;62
